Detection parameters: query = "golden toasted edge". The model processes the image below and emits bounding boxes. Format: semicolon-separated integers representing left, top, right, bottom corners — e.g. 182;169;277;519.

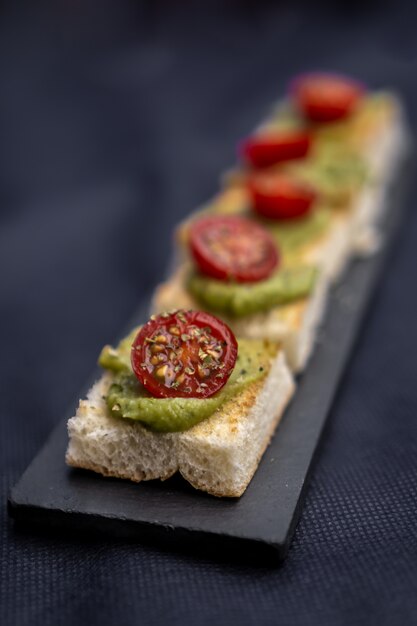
182;380;295;497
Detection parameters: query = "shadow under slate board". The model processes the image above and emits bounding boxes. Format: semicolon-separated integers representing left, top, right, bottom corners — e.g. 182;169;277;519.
8;155;413;564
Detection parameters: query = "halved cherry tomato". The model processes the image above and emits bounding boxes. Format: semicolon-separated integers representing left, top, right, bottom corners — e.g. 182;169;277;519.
240;131;311;168
189;215;279;283
131;310;238;398
249;172;316;220
291;73;365;122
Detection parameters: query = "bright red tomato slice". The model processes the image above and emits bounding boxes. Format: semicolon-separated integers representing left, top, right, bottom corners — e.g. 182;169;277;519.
189;215;279;283
249;172;316;220
291;73;365;122
131;310;238;398
240;131;311;168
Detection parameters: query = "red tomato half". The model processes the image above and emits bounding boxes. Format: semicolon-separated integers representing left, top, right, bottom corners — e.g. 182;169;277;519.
249;173;317;220
189;215;279;283
291;73;365;122
131;310;238;398
240;131;311;168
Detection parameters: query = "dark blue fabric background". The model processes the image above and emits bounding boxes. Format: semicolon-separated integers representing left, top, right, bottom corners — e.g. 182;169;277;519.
1;1;417;624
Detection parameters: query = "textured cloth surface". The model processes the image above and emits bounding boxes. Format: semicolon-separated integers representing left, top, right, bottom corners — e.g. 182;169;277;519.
1;2;417;625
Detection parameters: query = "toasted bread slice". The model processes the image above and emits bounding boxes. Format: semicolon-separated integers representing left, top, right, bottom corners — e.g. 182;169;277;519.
66;349;295;498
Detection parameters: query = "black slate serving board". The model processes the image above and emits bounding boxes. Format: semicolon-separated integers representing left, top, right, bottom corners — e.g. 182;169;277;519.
8;154;413;563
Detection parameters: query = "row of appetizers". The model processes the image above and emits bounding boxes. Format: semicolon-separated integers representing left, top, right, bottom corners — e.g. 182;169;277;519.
67;73;407;497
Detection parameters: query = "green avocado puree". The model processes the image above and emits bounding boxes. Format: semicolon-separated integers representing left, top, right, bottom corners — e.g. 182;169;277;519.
260;206;331;260
287;147;368;201
99;332;275;432
187;266;317;318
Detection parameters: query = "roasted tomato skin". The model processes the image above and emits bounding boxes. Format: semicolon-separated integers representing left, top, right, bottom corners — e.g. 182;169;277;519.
249;173;316;220
131;310;238;399
189;215;279;283
240;131;311;168
290;72;365;122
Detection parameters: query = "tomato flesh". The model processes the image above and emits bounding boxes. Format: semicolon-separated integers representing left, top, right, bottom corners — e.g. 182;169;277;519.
291;73;364;122
131;310;238;399
240;131;311;168
189;215;279;283
249;172;316;220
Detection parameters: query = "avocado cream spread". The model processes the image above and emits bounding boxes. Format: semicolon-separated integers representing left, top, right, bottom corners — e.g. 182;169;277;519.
99;330;275;432
287;148;368;203
187;265;316;318
261;206;331;258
